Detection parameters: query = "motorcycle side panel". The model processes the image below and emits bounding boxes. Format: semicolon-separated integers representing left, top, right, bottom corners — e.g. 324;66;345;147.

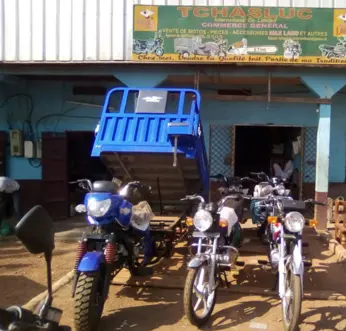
188;255;209;269
78;252;104;272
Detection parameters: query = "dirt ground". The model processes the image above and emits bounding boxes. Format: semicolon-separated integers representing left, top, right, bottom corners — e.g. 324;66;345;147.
54;284;346;331
0;239;77;307
1;224;346;330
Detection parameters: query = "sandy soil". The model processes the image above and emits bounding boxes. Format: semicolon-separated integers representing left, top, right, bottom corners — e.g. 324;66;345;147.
53;284;346;331
1;225;346;331
0;239;78;307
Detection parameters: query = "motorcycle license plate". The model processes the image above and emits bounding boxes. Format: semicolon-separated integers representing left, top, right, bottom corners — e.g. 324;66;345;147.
192;231;220;238
45;307;62;324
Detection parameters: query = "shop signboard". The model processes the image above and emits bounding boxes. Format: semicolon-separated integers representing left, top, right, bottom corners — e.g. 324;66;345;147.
132;5;346;65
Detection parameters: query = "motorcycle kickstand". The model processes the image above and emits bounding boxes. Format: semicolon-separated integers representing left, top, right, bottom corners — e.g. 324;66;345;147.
218;269;230;288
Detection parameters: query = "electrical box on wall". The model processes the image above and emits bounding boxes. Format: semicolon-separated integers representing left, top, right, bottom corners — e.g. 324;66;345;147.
24;141;35;158
10;130;23;156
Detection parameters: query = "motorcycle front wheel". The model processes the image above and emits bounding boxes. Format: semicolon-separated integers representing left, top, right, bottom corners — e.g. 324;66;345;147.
183;264;217;327
74;272;105;331
282;270;302;331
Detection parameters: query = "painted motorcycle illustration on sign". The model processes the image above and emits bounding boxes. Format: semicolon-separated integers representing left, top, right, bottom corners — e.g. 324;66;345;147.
228;38;278;56
319;37;346;59
174;36;228;58
133;31;164;56
283;39;302;59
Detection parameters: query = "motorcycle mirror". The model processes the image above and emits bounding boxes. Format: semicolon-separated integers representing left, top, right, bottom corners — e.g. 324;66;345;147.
75;204;87;213
15;205;55;255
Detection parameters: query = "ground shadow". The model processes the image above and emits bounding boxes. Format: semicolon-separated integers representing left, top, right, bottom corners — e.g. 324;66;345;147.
115;286;182;304
203;297;277;331
0;275;46;307
300;305;346;331
100;289;183;331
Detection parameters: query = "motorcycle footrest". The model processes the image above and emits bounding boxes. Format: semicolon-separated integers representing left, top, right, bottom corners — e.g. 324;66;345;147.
258;259;269;266
303;260;312;268
302;242;309;248
235;261;245;267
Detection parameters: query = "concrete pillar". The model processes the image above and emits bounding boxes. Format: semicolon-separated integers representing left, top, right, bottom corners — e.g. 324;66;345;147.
301;74;346;230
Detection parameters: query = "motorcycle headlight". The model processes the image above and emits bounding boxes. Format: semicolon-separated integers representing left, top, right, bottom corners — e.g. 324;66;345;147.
261;185;273;197
284;211;305;233
87;198;111;217
276;185;286;196
193;209;213;232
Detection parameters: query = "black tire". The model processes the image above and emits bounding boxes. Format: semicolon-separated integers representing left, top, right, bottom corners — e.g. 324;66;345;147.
184;265;217;327
59;327;72;331
282;272;302;331
74;272;105;331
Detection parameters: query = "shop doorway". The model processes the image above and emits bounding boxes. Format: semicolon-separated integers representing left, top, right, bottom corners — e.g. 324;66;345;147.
234;125;303;199
67;131;110;215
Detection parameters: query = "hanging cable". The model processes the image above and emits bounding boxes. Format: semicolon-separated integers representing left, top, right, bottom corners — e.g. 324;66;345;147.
267;72;272;110
194;70;200;91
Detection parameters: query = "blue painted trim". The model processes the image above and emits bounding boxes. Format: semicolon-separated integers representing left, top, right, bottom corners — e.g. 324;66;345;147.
301;74;346;98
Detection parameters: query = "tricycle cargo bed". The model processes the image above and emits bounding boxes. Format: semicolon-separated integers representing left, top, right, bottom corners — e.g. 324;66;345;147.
101;152;202;212
92;88;209;209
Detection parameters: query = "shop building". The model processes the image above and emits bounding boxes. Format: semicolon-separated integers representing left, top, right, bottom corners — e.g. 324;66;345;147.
1;0;346;230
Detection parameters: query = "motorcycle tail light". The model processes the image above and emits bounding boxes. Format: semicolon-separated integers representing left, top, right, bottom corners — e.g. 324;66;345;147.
268;216;278;224
219;219;228;228
186;217;193;227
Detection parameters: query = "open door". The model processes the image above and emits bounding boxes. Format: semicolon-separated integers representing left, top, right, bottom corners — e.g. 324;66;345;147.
41;132;68;219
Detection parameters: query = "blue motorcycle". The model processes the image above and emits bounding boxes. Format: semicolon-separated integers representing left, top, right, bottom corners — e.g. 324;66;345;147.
70;178;168;331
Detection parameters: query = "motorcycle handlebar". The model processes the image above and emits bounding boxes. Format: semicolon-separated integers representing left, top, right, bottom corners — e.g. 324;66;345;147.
210;175;257;184
181;194;205;203
304;199;328;206
0;308;17;327
69;179;92;191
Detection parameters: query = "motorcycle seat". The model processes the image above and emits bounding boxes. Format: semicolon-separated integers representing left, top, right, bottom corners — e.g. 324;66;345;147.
92;181;118;194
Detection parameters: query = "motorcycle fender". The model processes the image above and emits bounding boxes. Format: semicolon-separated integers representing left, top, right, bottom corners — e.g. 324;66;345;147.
187;255;209;269
77;252;104;272
290;244;304;276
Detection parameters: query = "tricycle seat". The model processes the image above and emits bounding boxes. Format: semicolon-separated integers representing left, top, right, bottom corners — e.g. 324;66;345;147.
92;181;118;194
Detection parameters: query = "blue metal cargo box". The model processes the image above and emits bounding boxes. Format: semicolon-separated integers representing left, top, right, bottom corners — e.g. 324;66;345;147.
92;87;209;209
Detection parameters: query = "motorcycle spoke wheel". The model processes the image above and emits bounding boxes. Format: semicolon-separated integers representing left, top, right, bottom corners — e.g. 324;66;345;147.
184;264;217;327
281;270;302;331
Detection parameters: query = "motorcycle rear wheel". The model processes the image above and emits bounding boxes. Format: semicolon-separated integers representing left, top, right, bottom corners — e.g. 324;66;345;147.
74;272;105;331
184;264;217;327
282;271;302;331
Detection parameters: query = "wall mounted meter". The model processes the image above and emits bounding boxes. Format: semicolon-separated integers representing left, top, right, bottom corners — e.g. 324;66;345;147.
9;129;24;156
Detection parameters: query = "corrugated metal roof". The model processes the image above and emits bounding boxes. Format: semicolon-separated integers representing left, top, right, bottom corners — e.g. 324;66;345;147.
0;0;344;63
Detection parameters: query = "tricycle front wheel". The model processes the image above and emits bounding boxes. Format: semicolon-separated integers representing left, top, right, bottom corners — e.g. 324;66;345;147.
184;264;217;327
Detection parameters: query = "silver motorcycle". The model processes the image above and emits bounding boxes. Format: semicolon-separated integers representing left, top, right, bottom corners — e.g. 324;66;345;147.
256;196;325;331
182;193;245;326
